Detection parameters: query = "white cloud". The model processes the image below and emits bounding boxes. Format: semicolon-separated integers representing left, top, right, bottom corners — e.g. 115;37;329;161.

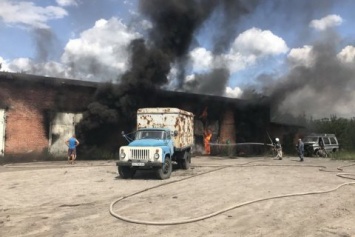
185;28;287;98
189;28;288;74
0;57;69;78
0;57;11;71
337;45;355;63
224;27;288;73
61;17;140;80
56;0;79;7
225;86;243;98
0;0;67;29
189;48;213;71
189;47;248;73
309;14;343;31
1;17;140;81
7;58;33;71
231;27;289;57
287;45;315;67
222;53;256;73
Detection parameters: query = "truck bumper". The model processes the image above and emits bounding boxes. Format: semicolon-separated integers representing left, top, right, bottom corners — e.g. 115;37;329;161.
116;161;163;169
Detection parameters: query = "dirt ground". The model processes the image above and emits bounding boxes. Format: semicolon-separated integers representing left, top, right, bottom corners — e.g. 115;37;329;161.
1;156;355;237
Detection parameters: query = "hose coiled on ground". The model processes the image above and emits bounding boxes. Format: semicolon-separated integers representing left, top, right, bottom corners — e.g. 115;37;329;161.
109;161;355;225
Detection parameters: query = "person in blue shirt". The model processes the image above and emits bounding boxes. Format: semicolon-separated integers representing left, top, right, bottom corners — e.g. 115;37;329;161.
65;134;80;164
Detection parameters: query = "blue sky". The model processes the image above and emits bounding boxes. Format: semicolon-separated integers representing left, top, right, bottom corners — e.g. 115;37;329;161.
1;0;355;118
0;0;138;59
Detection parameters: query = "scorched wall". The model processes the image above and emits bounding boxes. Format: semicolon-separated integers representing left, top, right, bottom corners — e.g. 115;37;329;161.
0;72;96;156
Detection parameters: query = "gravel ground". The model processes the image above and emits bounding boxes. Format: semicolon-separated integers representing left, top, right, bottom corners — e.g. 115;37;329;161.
1;156;355;237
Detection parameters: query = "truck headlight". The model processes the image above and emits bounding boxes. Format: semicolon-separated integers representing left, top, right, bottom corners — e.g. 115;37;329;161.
154;150;160;159
120;150;126;159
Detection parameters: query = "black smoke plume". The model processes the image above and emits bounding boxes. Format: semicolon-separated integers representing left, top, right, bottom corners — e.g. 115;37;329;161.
183;68;230;96
77;0;262;154
139;0;215;88
32;28;59;62
139;0;261;89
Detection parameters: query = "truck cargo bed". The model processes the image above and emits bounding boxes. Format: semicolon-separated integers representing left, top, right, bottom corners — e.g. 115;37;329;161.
137;108;194;150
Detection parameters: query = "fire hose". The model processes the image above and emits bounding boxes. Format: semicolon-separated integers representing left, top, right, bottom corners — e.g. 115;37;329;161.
109;161;355;225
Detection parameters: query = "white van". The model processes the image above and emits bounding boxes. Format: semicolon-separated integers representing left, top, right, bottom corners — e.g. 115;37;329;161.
303;134;339;157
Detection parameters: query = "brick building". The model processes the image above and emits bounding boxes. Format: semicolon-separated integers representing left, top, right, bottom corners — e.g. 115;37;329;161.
0;72;280;161
0;72;96;159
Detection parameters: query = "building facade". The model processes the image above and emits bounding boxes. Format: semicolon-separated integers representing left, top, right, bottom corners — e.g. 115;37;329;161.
0;72;96;159
1;72;280;161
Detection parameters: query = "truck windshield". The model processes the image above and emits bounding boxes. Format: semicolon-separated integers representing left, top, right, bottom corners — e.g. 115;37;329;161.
136;130;165;140
304;137;318;143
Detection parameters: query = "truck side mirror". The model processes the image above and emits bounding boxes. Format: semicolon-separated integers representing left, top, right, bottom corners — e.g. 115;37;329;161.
174;130;178;136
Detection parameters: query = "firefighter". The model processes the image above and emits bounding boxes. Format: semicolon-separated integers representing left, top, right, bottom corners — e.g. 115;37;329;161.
274;138;283;160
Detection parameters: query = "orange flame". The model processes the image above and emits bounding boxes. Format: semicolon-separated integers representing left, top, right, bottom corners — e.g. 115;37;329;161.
200;106;212;155
204;129;212;155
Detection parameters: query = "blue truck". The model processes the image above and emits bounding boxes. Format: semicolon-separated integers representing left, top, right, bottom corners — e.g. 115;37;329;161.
116;108;194;179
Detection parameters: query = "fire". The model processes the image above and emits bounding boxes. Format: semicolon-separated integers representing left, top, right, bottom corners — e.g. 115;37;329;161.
204;128;212;155
199;106;212;155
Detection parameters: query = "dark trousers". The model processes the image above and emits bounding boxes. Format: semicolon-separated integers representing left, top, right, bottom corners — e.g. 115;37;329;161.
298;151;304;160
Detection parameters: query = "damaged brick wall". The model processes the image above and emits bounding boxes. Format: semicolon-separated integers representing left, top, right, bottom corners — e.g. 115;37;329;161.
0;72;272;159
5;97;54;154
0;73;96;156
219;108;236;144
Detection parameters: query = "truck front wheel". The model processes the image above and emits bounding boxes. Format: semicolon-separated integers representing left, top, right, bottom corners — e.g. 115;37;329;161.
118;166;136;179
156;156;172;179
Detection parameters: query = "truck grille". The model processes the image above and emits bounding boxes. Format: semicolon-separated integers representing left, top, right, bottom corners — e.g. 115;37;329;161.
130;149;150;160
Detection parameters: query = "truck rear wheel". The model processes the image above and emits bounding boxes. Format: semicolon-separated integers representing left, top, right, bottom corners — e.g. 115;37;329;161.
156;156;172;179
180;151;191;170
118;166;136;179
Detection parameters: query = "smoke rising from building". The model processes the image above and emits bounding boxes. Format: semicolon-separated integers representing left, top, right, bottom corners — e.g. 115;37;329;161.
247;32;355;120
32;28;58;62
78;0;263;148
79;0;355;136
3;0;355;121
183;68;230;96
138;0;260;90
107;0;262;101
